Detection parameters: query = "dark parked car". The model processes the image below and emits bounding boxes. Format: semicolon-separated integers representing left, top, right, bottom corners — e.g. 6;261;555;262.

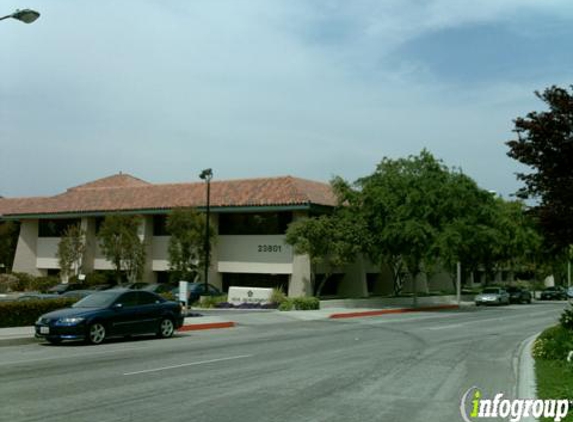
47;283;84;295
35;290;184;345
540;286;568;301
506;286;532;304
173;283;223;304
60;290;97;300
142;283;177;295
17;293;60;301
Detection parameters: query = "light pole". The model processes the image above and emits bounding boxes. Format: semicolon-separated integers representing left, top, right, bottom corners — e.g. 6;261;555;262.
199;169;213;293
0;9;40;24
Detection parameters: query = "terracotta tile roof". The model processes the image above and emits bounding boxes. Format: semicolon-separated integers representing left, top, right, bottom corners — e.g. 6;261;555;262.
0;174;337;217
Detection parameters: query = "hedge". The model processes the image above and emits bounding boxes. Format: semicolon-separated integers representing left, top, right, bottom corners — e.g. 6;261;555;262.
0;298;77;328
279;297;320;311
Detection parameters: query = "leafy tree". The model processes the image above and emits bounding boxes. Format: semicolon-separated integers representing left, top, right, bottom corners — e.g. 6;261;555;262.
338;150;452;299
166;208;215;283
430;172;497;288
56;224;86;281
507;85;573;250
98;215;146;285
285;209;364;296
0;221;19;272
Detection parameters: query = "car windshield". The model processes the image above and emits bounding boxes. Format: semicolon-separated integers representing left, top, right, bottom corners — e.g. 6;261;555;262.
72;291;119;309
482;288;500;294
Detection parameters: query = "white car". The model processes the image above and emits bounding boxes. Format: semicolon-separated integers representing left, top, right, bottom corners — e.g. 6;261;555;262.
475;287;510;306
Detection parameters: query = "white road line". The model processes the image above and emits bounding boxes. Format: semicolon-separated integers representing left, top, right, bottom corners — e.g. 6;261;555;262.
123;354;254;376
428;323;463;331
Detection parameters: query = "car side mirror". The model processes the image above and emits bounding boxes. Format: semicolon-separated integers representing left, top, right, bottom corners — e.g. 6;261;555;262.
112;303;123;310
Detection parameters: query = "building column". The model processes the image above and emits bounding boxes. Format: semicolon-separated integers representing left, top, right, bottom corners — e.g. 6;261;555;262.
81;217;96;275
12;220;42;276
289;253;312;297
140;216;155;284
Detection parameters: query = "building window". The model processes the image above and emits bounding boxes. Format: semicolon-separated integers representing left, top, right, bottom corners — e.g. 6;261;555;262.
153;215;169;236
219;212;292;235
38;219;81;237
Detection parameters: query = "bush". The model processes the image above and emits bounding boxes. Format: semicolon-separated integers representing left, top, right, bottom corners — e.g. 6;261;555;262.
270;288;287;305
560;303;573;330
28;276;60;292
278;297;320;311
82;272;113;287
10;272;36;291
0;298;77;328
278;300;294;311
0;274;19;293
532;325;573;361
199;295;228;308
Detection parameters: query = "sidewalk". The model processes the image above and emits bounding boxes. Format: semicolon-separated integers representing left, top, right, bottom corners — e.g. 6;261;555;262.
0;303;464;346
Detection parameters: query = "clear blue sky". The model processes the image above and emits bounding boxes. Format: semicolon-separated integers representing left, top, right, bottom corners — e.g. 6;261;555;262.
1;0;571;198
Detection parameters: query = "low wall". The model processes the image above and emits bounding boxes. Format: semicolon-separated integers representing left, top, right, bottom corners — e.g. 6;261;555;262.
320;295;475;309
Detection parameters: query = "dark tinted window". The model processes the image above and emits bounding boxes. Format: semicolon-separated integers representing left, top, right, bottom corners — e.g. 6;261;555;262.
219;212;292;235
138;291;162;305
38;219;81;237
116;292;138;307
73;291;119;308
153;215;169;236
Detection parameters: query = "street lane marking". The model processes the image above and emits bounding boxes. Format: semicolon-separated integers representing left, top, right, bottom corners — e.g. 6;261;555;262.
123;354;254;376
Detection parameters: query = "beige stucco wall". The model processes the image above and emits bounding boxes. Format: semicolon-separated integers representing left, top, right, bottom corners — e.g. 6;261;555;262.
217;234;293;274
12;220;42;276
36;238;59;269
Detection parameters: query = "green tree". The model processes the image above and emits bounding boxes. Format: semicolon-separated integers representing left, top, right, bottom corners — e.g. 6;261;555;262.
506;85;573;251
98;215;146;285
0;221;19;272
166;208;214;282
56;224;86;281
338;150;452;300
285;209;364;296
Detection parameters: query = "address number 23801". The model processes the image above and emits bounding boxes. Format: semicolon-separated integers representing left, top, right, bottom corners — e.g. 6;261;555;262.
258;245;283;253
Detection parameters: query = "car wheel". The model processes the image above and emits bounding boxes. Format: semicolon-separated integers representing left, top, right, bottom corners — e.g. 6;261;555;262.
87;322;106;345
47;338;62;345
157;318;175;339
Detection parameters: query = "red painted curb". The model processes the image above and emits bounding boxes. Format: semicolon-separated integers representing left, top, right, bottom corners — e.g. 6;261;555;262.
177;321;235;331
329;304;459;319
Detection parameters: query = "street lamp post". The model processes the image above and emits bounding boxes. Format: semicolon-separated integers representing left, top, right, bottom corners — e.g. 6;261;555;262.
0;9;40;24
199;169;213;293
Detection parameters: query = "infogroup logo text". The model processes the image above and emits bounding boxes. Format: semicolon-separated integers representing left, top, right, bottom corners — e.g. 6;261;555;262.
460;386;570;422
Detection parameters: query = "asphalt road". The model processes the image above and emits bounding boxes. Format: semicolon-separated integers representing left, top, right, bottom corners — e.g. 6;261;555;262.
0;302;567;422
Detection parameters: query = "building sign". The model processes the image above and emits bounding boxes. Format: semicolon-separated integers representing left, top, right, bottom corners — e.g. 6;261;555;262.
228;286;273;305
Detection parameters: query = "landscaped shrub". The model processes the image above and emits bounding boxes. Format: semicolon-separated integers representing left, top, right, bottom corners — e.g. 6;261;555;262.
277;297;320;311
270;288;287;305
28;276;60;292
199;295;228;308
560;303;573;330
83;272;112;287
532;325;573;361
291;297;320;310
278;299;294;311
10;272;36;291
0;298;77;328
0;274;19;293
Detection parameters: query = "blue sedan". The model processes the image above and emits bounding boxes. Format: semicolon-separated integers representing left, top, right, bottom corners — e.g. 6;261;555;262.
35;290;184;345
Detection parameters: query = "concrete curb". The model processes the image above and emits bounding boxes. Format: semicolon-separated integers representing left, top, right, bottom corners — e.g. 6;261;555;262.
328;304;460;319
178;321;235;332
515;333;539;422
